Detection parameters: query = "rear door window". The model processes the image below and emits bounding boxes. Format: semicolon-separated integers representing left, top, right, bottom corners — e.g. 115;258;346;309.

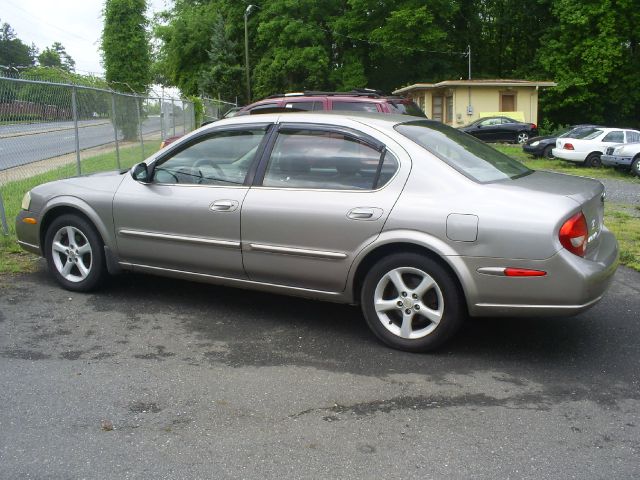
331;101;380;113
284;101;323;111
261;129;397;190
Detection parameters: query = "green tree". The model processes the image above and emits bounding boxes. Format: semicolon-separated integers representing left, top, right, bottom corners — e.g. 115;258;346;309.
0;20;36;68
101;0;151;139
198;15;245;102
38;42;76;71
536;0;640;127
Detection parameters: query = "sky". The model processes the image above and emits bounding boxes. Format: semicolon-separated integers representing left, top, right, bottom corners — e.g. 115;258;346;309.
2;0;171;76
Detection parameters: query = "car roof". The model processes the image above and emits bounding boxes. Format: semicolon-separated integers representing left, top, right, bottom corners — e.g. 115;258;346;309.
201;111;417;131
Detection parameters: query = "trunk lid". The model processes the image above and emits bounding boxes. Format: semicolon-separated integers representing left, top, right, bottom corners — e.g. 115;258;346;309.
506;171;605;256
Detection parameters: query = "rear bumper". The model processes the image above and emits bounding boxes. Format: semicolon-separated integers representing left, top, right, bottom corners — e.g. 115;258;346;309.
454;228;619;317
601;154;632;167
552;149;586;163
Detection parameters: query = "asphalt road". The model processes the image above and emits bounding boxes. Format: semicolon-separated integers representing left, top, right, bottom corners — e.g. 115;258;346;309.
0;117;176;171
0;264;638;479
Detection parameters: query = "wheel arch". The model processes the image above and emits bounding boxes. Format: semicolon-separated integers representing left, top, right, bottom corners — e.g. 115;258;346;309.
349;237;472;312
39;197;112;252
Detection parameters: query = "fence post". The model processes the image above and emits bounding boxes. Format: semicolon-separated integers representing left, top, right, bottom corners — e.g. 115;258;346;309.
171;99;176;137
71;86;82;176
160;95;165;140
111;93;121;169
183;102;187;134
0;192;9;235
136;96;145;160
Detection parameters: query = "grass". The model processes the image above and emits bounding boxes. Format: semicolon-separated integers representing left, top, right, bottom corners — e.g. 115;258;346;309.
493;144;640;182
1;140;638;274
0;142;160;274
604;204;640;271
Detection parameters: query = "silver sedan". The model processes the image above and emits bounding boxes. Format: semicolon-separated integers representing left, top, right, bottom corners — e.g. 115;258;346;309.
16;113;619;352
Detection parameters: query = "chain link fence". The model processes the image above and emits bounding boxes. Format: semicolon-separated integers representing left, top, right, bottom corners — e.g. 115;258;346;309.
0;76;202;235
201;97;238;123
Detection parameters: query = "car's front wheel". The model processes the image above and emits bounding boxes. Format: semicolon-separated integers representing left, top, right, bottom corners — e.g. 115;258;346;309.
360;253;465;352
543;145;554;159
44;214;106;292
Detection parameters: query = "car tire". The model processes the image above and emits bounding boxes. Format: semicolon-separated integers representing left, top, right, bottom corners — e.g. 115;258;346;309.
632;157;640;177
44;213;107;292
516;132;529;144
585;153;602;168
360;253;465;352
543;145;554;159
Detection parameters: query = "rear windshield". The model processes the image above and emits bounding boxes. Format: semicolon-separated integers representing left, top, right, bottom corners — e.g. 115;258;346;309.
388;101;426;117
395;120;532;183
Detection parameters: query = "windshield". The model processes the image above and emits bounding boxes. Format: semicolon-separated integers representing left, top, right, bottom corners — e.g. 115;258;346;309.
395;120;532;183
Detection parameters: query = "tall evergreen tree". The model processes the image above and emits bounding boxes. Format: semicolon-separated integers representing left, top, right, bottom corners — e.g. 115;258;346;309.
101;0;151;139
101;0;151;93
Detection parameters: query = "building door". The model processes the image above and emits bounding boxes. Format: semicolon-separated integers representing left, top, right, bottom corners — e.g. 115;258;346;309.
432;96;443;122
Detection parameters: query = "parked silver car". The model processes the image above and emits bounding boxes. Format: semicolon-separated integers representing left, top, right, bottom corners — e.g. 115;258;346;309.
16;113;619;352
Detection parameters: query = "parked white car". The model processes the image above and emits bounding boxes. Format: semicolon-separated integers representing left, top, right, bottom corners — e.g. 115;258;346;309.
601;142;640;176
552;127;640;167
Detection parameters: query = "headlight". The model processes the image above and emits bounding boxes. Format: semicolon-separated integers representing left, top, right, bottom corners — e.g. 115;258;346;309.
21;191;31;210
530;141;540;147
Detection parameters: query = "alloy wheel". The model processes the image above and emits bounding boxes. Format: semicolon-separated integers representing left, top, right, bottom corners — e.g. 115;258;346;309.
373;267;444;339
51;226;93;282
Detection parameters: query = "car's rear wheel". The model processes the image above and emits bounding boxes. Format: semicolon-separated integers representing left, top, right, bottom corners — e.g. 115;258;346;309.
632;156;640;177
44;214;106;292
516;132;529;144
360;253;465;352
543;145;554;159
585;153;602;168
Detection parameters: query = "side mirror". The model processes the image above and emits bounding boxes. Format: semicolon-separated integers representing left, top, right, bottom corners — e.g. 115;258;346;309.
131;163;150;183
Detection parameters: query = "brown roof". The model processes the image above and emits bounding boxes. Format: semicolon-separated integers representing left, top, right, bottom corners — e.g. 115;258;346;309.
393;79;556;95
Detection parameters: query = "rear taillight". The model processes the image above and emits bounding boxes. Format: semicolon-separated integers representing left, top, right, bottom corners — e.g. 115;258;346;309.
531;123;537;130
564;143;574;150
559;212;588;257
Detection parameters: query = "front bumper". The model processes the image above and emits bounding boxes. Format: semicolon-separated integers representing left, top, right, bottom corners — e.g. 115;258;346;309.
601;154;633;167
453;228;619;317
15;210;42;255
522;144;545;156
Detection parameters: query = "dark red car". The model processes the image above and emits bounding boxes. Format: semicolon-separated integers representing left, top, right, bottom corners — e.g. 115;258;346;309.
236;89;426;117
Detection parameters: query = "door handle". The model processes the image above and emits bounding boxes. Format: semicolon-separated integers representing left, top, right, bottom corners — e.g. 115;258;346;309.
347;207;383;221
210;200;239;212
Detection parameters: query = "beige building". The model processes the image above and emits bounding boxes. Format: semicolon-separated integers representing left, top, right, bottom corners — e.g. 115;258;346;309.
393;79;556;126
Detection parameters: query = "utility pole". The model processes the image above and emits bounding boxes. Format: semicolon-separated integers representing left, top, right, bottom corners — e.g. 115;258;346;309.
244;5;256;103
467;44;471;80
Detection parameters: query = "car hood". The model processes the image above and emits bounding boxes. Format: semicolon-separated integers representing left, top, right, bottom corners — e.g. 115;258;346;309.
525;135;556;144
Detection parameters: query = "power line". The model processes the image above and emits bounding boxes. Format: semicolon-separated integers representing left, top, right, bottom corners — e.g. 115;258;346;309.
3;0;98;45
